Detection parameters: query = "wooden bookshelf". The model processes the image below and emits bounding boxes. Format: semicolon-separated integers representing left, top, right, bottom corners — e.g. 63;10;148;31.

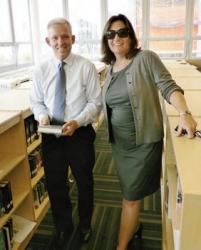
31;167;45;189
0;100;48;250
162;116;201;250
27;136;41;155
0;111;36;249
161;60;201;250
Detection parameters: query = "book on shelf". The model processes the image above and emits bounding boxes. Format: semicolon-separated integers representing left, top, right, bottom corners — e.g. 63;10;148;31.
3;226;12;250
0;181;13;214
38;125;63;135
4;219;14;246
30;147;43;168
28;155;37;178
28;146;43;178
33;187;40;209
0;229;6;250
0;189;6;217
24;115;39;145
33;177;48;208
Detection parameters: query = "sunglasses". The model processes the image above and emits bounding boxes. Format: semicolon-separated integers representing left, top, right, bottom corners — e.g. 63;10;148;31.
174;125;201;138
105;28;130;39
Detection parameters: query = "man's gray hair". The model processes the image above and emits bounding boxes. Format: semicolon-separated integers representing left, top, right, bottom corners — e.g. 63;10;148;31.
47;17;72;33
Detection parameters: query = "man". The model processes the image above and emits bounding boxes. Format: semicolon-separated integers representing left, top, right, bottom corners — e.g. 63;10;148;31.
30;17;102;249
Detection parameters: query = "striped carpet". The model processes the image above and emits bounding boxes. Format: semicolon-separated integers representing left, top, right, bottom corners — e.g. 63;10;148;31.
26;123;162;250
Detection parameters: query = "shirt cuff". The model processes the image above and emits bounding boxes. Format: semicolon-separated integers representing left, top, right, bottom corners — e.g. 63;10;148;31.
39;114;50;124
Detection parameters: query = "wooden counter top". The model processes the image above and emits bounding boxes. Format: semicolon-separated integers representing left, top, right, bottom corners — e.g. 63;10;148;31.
164;90;201;117
168;116;201;195
0;111;21;134
0;89;31;118
174;76;201;90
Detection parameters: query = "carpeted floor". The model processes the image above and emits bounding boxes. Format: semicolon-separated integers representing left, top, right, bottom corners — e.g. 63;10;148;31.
26;123;162;250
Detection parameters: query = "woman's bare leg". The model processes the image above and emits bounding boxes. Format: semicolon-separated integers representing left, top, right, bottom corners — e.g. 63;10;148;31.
116;199;141;250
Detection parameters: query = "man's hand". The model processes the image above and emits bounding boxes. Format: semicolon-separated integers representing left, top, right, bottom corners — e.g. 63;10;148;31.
62;120;78;136
39;117;50;126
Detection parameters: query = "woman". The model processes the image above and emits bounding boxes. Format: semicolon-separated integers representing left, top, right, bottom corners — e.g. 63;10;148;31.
101;14;197;250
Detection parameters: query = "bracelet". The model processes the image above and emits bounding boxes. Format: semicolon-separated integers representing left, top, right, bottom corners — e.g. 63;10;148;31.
179;110;192;116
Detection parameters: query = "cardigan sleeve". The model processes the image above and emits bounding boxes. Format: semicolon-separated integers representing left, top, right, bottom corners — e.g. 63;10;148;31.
147;50;184;103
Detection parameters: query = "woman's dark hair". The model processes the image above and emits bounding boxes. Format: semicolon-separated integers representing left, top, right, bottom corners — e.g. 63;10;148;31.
101;14;141;65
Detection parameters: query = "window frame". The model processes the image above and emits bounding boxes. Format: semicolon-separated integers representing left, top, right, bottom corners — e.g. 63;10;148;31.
0;0;33;73
0;0;201;74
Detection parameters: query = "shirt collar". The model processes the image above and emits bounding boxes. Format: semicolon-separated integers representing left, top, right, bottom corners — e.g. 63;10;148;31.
53;53;74;67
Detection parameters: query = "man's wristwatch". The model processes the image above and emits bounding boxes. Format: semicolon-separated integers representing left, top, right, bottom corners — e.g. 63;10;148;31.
179;109;192;116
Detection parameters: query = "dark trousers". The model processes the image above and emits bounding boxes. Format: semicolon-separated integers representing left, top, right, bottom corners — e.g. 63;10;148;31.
42;125;96;231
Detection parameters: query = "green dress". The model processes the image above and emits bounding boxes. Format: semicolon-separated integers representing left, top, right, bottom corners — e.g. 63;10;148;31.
105;63;162;201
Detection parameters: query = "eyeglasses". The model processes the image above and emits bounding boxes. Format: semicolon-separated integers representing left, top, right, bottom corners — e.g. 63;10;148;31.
105;28;130;39
174;125;201;138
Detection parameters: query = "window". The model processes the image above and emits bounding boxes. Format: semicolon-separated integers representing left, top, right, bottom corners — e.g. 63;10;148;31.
38;0;63;42
12;0;32;65
108;0;142;41
37;0;63;60
0;0;32;71
0;0;12;42
11;0;31;42
192;0;201;57
150;0;186;37
0;0;13;68
149;0;186;58
193;0;201;36
0;47;14;68
68;0;101;59
192;40;201;57
149;40;185;58
0;0;201;73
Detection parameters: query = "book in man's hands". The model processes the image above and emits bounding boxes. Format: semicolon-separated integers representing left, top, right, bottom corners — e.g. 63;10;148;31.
38;125;63;135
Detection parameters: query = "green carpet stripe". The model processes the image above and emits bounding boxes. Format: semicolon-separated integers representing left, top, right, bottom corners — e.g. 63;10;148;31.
94;152;115;175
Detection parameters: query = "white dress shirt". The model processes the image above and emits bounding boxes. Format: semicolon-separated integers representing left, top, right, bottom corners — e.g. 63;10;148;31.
30;53;102;127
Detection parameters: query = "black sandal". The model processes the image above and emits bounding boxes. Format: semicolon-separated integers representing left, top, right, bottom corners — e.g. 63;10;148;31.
127;223;143;249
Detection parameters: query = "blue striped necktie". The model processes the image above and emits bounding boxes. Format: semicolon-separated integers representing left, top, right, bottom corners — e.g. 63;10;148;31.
52;61;66;124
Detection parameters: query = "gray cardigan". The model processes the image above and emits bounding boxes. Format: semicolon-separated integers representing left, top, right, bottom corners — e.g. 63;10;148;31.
102;50;184;145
